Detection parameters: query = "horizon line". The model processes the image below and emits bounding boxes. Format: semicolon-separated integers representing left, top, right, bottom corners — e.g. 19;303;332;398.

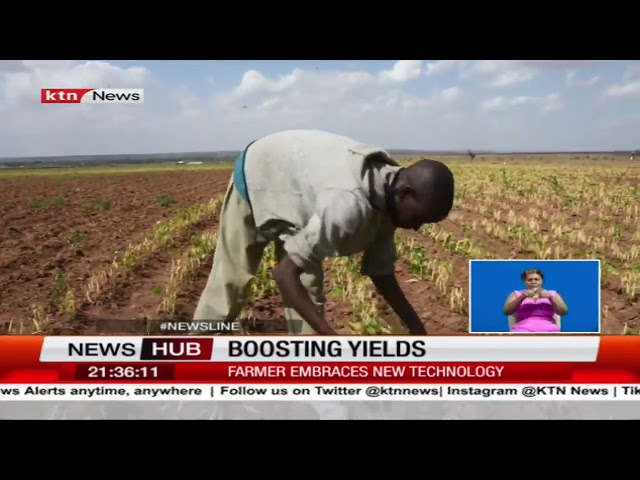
1;148;637;162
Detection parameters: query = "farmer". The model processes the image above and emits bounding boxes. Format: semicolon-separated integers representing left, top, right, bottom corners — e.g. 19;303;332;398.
193;129;455;336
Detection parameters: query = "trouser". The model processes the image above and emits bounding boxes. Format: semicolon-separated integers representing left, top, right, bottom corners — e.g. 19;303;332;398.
193;178;323;334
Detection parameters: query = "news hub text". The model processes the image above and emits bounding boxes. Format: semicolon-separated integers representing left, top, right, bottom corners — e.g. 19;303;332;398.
61;338;429;361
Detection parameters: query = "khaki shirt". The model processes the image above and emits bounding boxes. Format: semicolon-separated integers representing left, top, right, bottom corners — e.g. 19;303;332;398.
243;129;401;276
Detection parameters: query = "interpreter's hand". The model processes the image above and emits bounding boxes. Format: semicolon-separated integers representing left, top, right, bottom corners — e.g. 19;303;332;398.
522;289;537;298
539;289;552;299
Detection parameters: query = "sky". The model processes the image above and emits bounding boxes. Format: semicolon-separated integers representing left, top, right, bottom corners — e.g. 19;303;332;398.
1;60;639;158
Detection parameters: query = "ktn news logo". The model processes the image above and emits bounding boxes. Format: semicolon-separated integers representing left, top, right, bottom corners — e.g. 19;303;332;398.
41;88;144;104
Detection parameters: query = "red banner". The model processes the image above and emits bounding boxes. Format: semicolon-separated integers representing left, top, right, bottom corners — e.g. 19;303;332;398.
1;336;640;383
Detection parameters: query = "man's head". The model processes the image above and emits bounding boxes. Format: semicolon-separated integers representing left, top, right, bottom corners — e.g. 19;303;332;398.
386;159;455;230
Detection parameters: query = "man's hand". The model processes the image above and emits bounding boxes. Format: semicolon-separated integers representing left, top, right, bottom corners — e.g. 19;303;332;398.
370;274;427;335
272;255;337;335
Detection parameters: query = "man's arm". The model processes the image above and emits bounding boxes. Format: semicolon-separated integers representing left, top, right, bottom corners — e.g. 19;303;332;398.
361;230;427;335
370;274;427;334
272;255;336;335
273;191;369;335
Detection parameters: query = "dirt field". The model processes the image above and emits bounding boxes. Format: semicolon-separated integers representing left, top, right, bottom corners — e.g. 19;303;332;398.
1;154;638;336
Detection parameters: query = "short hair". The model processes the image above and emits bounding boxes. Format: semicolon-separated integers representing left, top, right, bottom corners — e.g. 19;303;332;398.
406;159;455;221
521;269;544;281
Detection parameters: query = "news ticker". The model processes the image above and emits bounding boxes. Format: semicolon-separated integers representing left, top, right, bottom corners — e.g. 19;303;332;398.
3;383;640;401
0;336;639;384
38;335;600;362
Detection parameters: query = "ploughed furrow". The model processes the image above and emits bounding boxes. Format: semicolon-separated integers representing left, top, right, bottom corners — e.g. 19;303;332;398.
0;172;229;325
0;169;231;332
450;199;638;333
80;217;222;330
75;196;225;327
164;254;215;325
166;242;290;335
395;230;469;334
3;196;224;335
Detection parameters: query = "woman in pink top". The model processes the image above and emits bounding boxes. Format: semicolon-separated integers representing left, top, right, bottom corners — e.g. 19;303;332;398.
503;269;569;333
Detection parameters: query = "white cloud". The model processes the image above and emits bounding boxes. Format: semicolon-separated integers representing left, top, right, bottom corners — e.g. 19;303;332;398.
605;80;640;100
463;61;545;88
235;68;304;96
481;92;563;113
2;61;150;107
518;60;605;69
604;64;640;100
0;60;638;156
210;63;465;146
459;61;536;88
490;69;536;87
423;60;469;76
379;60;423;83
432;60;613;89
566;71;599;87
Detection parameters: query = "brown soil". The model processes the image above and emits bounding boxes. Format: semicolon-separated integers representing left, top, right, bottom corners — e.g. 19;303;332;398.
1;160;637;336
0;170;228;331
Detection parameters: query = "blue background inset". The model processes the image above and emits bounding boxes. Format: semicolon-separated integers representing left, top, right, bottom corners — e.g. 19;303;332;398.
469;260;600;333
